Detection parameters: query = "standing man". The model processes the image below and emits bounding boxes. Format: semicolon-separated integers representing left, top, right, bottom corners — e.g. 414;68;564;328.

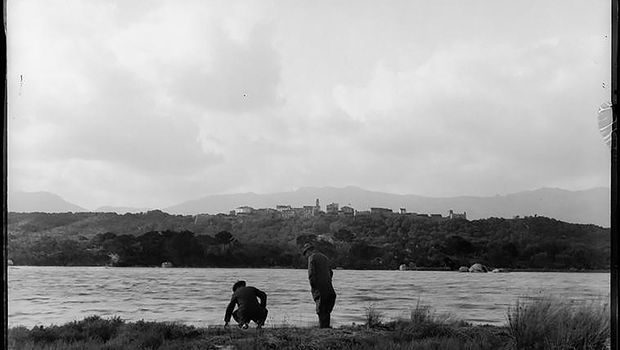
302;243;337;328
224;280;268;329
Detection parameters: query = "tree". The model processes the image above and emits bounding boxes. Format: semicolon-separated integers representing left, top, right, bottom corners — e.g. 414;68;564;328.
442;235;475;255
215;231;234;245
136;231;165;266
102;234;141;266
295;234;317;247
162;230;203;266
334;228;355;242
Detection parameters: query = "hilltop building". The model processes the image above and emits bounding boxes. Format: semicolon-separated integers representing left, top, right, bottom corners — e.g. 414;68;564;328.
340;205;355;217
233;206;254;215
270;200;322;218
254;208;277;216
276;205;292;211
448;210;467;220
326;203;339;214
301;206;317;217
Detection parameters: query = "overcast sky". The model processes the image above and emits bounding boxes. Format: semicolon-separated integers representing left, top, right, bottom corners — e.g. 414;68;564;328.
7;0;612;210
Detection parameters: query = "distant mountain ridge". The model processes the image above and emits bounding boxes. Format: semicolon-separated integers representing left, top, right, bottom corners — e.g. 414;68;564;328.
8;186;610;227
8;191;87;213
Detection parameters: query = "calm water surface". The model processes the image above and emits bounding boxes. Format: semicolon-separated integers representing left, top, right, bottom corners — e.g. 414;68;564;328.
8;266;609;328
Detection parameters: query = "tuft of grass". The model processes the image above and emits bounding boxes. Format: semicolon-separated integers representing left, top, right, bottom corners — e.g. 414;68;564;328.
507;296;609;350
410;300;435;327
364;303;384;328
400;301;454;341
375;299;486;348
410;299;465;327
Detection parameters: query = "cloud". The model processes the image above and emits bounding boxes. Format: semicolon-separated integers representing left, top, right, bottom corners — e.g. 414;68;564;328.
8;0;282;199
165;23;282;113
7;0;611;208
321;38;609;195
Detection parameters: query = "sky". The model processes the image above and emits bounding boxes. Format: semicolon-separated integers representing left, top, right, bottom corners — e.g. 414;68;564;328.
7;0;612;210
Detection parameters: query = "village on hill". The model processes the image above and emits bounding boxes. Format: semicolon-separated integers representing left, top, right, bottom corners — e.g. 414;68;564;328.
229;198;467;220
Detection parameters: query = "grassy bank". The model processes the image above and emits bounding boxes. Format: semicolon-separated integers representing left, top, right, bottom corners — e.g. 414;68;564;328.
8;297;609;350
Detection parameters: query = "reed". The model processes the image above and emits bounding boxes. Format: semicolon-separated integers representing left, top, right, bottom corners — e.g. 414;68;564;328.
364;303;384;328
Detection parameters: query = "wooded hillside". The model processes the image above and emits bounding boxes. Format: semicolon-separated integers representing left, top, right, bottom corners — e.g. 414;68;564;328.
7;211;609;270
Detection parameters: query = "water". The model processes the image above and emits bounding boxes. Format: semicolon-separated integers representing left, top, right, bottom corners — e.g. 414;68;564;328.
8;266;609;328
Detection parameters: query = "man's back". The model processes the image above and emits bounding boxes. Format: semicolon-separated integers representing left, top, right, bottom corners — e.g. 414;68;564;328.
308;252;335;295
228;286;266;313
224;283;268;328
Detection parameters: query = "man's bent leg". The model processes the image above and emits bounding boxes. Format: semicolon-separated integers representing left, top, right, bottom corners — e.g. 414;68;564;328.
232;310;249;328
255;308;268;328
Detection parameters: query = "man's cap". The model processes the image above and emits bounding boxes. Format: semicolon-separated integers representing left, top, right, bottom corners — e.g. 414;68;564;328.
232;280;246;291
302;243;314;255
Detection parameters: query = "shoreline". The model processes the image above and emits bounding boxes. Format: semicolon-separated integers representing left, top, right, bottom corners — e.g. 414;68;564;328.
8;295;610;350
8;319;513;350
8;309;609;350
7;265;611;273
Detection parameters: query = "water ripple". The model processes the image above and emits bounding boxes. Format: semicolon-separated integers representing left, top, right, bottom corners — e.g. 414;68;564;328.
8;267;609;328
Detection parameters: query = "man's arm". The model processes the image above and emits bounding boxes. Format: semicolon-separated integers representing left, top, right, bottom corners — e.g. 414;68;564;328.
255;288;267;308
224;295;237;323
308;255;317;288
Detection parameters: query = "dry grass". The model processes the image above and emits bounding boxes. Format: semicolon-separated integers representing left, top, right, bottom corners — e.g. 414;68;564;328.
7;313;509;350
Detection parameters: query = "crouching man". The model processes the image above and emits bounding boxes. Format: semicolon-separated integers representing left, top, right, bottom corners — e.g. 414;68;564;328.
224;280;268;329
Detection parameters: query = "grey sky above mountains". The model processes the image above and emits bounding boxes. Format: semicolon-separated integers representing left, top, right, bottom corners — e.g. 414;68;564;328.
7;0;611;210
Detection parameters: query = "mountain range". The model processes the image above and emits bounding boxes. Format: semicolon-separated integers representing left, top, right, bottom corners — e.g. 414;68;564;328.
8;186;611;227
